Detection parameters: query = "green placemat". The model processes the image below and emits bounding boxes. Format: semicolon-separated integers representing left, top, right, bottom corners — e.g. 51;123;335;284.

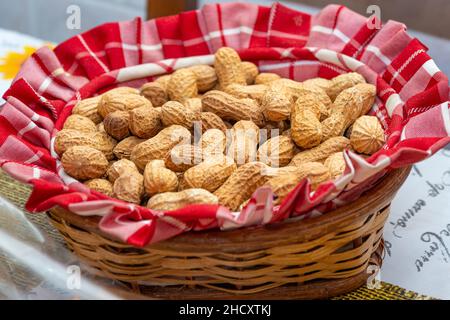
0;170;435;300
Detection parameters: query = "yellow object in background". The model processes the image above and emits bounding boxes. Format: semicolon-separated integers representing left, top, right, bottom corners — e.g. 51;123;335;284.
0;45;38;80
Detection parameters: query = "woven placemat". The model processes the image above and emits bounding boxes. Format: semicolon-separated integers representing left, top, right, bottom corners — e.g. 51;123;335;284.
0;169;435;300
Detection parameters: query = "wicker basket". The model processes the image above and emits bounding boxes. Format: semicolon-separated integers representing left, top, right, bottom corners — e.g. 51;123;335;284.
47;166;411;299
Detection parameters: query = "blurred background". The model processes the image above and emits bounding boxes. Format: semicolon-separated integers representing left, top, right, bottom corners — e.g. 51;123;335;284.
0;0;448;73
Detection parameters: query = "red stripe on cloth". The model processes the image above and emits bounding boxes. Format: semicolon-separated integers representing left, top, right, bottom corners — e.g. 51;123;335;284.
4;78;61;120
332;6;345;29
249;6;271;48
154;14;185;59
383;39;429;91
216;4;227;47
180;10;211;56
136;17;143;65
341;23;379;58
266;2;310;48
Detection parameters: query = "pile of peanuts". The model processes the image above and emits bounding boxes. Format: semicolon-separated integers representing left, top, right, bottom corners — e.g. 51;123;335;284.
55;47;385;211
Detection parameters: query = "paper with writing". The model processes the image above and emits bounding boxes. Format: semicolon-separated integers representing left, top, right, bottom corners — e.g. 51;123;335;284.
382;147;450;299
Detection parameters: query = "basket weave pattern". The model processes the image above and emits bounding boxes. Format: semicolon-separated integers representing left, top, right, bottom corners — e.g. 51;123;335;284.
46;167;410;299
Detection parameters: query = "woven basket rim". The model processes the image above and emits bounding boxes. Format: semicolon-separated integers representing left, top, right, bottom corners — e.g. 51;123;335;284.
50;166;410;252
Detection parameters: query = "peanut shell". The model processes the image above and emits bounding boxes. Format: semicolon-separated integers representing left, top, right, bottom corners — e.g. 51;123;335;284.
324;152;346;179
113;171;144;204
113;136;145;160
189;65;218;92
202;90;265;127
350;116;385;154
167;68;198;102
241;61;259;85
98;93;151;118
327;72;366;101
140;82;168;107
257;135;295;167
129;105;162;139
131;125;192;170
143;160;178;196
214;47;246;88
147;188;218;211
254;73;281;85
214;161;269;211
161;100;201;129
107;159;139;183
289;136;351;166
63;114;97;133
84;179;114;197
200;112;228;133
103;111;130;140
72;96;103;124
183;155;237;192
61;146;109;181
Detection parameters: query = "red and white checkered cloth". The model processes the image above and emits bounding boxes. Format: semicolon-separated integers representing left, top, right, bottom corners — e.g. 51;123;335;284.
0;3;449;247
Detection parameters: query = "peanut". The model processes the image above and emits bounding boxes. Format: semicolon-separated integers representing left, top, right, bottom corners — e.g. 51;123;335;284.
241;61;259;85
289;136;351;166
202;90;264;127
324;152;346;179
103;110;130;140
214;161;270;211
214;47;246;88
327;72;366;101
303;78;331;93
155;74;171;90
321;83;376;141
164;144;204;172
225;84;267;103
184;155;237;192
263;121;286;138
350;115;385;154
226;120;259;166
270;78;304;99
106;87;140;96
113;136;145;160
131;125;191;170
291;91;324;148
184;98;203;114
72;96;102;124
188;65;217;92
91;132;117;160
143;160;178;196
257;135;295;167
98;92;151;118
97;122;106;133
61;146;109;181
54;129;96;156
84;179;113;197
167;68;198;102
140;82;168;107
300;83;332;120
261;87;293;121
254;73;281;85
200;112;228;133
113;171;144;204
129;105;162;139
107;159;139;183
199;129;226;156
63;114;97;133
55;129;115;160
272;79;332;114
161;100;200;129
147;188;218;211
265;162;331;204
